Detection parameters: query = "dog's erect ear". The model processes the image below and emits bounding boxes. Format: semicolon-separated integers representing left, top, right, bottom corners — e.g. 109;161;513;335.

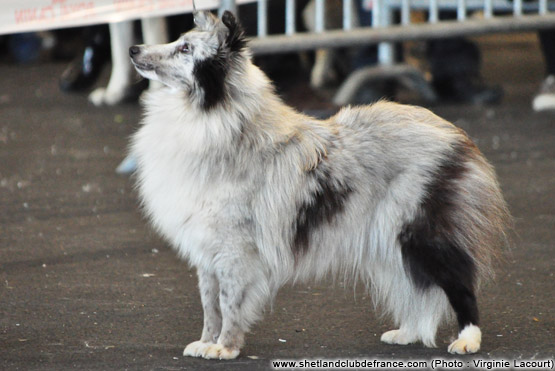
221;11;246;53
193;10;219;31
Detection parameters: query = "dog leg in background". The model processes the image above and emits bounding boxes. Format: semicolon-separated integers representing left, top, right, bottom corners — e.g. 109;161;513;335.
303;0;358;89
114;17;168;174
89;17;168;106
380;256;482;354
89;21;135;106
374;261;447;348
310;49;338;89
379;285;448;348
140;17;168;92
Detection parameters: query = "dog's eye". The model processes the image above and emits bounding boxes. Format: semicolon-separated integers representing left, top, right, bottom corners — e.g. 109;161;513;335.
179;43;191;53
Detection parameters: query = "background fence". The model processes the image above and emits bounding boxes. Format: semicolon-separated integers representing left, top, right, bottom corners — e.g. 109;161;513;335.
223;0;555;103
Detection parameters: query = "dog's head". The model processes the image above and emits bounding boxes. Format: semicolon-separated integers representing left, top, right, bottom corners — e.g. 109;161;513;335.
130;10;246;110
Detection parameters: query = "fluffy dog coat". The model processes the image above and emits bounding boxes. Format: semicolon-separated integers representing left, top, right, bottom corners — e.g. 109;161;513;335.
129;10;510;359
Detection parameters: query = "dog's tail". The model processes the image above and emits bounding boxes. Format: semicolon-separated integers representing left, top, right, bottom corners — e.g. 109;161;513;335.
395;132;511;346
444;135;511;283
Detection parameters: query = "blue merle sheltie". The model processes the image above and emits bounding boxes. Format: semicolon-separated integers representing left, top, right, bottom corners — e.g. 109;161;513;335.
128;9;511;359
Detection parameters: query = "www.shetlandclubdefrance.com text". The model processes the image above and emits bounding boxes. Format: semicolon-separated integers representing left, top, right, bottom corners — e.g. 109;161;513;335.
270;357;554;370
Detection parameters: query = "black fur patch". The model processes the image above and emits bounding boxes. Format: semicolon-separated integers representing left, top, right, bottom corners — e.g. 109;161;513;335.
221;11;247;53
193;54;227;110
293;166;353;258
399;142;479;329
192;12;245;110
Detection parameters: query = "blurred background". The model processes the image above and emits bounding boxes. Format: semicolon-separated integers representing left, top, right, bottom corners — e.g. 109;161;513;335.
1;1;553;369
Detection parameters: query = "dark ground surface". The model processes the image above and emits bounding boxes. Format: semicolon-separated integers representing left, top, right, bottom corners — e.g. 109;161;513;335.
0;34;553;370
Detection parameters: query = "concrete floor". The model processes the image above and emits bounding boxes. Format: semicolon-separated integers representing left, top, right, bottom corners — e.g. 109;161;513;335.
0;34;553;370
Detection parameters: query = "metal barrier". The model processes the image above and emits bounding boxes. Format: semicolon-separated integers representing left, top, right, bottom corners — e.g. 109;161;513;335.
240;0;555;54
223;0;555;104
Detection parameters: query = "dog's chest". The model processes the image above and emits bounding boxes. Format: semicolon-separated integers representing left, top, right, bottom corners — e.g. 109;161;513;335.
132;118;243;248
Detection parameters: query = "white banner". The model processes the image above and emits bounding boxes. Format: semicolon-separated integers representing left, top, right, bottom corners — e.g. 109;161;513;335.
1;0;254;35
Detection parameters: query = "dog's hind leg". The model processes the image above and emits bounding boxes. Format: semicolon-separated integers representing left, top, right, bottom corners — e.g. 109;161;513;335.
399;230;482;354
405;258;482;354
379;272;447;348
183;269;222;357
384;145;489;354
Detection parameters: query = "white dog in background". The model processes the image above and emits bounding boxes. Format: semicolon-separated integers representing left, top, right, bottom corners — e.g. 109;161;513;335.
89;17;168;106
129;10;510;360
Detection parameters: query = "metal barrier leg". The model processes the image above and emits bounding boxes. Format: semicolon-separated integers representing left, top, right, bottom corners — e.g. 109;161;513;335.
310;49;338;88
333;64;437;105
304;0;345;88
219;0;237;16
333;0;436;105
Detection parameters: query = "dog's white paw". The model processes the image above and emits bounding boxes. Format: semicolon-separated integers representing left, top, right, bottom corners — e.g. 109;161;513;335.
183;341;239;360
448;337;480;354
380;329;416;345
448;324;481;354
183;340;212;357
88;87;128;106
201;343;240;360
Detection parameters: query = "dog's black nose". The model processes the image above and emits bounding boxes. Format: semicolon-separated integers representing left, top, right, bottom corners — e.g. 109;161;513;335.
129;46;141;57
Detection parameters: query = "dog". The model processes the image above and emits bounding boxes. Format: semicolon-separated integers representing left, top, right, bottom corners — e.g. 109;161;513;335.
128;10;511;360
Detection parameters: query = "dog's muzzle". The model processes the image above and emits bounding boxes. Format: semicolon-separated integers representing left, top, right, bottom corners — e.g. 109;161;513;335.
129;45;141;58
129;46;154;71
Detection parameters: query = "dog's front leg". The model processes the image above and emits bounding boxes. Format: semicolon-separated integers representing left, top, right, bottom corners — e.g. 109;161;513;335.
206;277;247;360
185;254;269;360
183;269;222;357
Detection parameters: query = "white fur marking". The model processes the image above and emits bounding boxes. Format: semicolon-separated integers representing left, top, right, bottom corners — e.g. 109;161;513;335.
448;324;481;354
381;329;417;345
183;342;239;360
183;340;212;357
